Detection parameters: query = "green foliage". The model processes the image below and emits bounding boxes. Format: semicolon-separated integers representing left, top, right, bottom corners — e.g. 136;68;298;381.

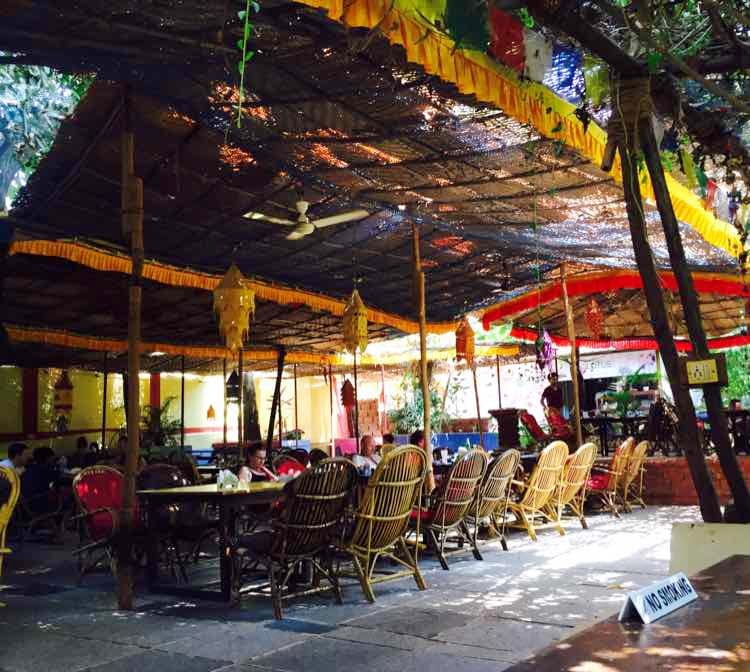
142;396;182;449
722;346;750;405
235;0;260;128
388;370;449;435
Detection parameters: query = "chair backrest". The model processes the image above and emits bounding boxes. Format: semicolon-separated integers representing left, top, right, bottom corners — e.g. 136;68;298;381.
275;456;305;477
287;448;310;467
273;458;356;559
519;440;569;510
519;410;548;441
137;463;188;490
547;408;574;439
379;443;397;459
428;448;487;530
473;449;520;520
555;442;597;507
73;465;126;541
349;445;426;553
0;467;21;529
622;440;649;492
607;437;635;494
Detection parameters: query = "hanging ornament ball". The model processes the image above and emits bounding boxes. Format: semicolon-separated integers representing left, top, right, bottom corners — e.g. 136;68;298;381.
213;263;255;353
455;317;475;367
341;379;356;408
585;297;604;340
342;289;368;354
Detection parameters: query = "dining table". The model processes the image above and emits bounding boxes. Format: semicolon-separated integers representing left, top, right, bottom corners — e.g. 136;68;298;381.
138;480;286;602
581;413;648;455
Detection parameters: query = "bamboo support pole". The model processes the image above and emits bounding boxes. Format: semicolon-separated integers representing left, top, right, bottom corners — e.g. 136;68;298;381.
101;352;108;450
471;364;484;448
495;355;502;409
180;355;185;451
222;358;227;447
266;348;285;452
638;119;750;521
329;363;334;456
238;349;244;452
118;94;143;610
617;138;722;523
353;350;360;442
561;264;583;447
293;363;299;449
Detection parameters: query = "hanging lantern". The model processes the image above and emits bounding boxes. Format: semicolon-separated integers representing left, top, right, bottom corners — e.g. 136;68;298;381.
585;297;604;339
53;370;74;417
213;263;255;353
342;289;368;354
206;404;216;421
341;379;356;408
226;370;240;403
455;318;475;367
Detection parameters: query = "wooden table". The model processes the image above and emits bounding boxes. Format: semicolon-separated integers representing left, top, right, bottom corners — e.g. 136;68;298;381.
582;414;648;455
138;481;286;602
505;554;750;671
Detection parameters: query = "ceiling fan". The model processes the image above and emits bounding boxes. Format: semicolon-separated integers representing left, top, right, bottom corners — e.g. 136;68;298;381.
243;200;370;240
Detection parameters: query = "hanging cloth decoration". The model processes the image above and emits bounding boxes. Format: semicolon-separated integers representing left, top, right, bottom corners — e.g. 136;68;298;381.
523;29;553;82
582;56;609;107
489;8;524;73
679;148;697;189
714;186;731;222
543;45;584;103
455;317;475;367
444;0;489;51
213;263;255;353
342;288;368;354
585;298;605;339
53;370;74;417
704;179;718;210
534;330;554;370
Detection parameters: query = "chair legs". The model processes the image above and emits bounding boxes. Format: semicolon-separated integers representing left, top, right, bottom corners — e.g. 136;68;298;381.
352;554;376;603
426;528;450;570
396;538;426;591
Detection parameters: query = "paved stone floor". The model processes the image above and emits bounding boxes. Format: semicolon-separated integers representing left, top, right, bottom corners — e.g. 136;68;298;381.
0;506;699;672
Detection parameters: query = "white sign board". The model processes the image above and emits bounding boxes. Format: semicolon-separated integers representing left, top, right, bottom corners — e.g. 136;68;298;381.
618;572;698;624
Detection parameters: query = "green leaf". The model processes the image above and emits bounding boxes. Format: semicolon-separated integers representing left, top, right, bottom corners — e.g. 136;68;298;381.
251;1;260;12
238;9;247;20
237;62;245;74
236;39;244;50
646;52;662;74
518;8;534;28
244;50;255;62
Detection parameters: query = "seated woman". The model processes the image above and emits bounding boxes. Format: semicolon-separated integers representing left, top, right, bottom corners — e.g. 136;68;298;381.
239;444;278;482
351;435;380;471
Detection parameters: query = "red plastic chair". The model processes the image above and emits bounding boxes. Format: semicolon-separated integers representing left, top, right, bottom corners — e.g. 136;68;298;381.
72;465;140;581
519;410;550;442
546;408;574;442
275;457;305;478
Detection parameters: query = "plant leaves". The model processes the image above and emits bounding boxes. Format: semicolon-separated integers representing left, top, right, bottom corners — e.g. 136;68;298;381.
238;9;246;20
244;50;255;62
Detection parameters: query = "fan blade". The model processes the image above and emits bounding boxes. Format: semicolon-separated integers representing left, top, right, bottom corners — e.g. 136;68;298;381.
312;210;370;229
242;211;295;226
286;230;307;240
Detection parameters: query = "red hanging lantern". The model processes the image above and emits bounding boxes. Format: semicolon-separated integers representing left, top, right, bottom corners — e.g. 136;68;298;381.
455;318;475;367
585;298;604;339
53;370;74;417
341;379;356;408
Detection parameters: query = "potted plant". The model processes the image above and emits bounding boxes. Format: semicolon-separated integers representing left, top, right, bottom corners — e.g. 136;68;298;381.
141;396;182;457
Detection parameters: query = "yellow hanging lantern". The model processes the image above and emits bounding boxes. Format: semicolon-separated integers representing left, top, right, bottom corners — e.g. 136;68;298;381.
342;289;368;354
53;370;74;417
213;263;255;353
455;318;475;366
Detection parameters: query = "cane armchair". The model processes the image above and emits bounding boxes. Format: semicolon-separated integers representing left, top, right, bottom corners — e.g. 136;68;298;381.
544;442;597;529
587;437;635;517
233;458;356;619
339;445;427;602
508;440;568;541
0;467;21;577
465;449;520;551
621;440;649;512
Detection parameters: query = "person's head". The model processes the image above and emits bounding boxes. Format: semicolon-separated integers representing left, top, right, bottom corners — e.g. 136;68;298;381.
247;443;267;470
360;434;374;457
7;442;28;468
32;445;56;466
88;442;99;452
382;433;394;444
730;398;742;410
309;448;328;465
409;429;425;448
432;448;442;462
548;373;559;386
76;436;88;453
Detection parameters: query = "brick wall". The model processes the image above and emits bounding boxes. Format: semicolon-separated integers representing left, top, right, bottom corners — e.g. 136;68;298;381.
644;456;750;505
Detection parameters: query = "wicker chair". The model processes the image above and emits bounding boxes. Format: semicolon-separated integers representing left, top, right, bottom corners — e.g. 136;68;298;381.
233;458;356;619
507;440;569;541
543;442;597;529
0;467;21;577
465;449;520;551
339;445;427;602
587;437;635;518
621;440;649;512
413;449;488;569
72;465;139;581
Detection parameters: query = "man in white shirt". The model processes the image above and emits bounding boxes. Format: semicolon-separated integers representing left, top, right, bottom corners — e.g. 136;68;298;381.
351;435;380;471
0;442;28;474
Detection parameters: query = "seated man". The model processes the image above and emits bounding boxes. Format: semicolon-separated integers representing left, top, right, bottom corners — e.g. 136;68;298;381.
1;442;28;474
351;435;380;471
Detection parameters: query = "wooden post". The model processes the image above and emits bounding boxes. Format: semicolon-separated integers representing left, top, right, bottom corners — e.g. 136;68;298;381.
353;350;360;442
293;363;299;449
222;357;227;447
412;222;434;491
495;355;502;409
560;264;583;448
328;363;334;456
471;364;484;448
617;137;722;523
101;352;108;450
639;120;750;521
118;93;144;610
238;349;244;452
266;348;285;452
180;355;185;451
